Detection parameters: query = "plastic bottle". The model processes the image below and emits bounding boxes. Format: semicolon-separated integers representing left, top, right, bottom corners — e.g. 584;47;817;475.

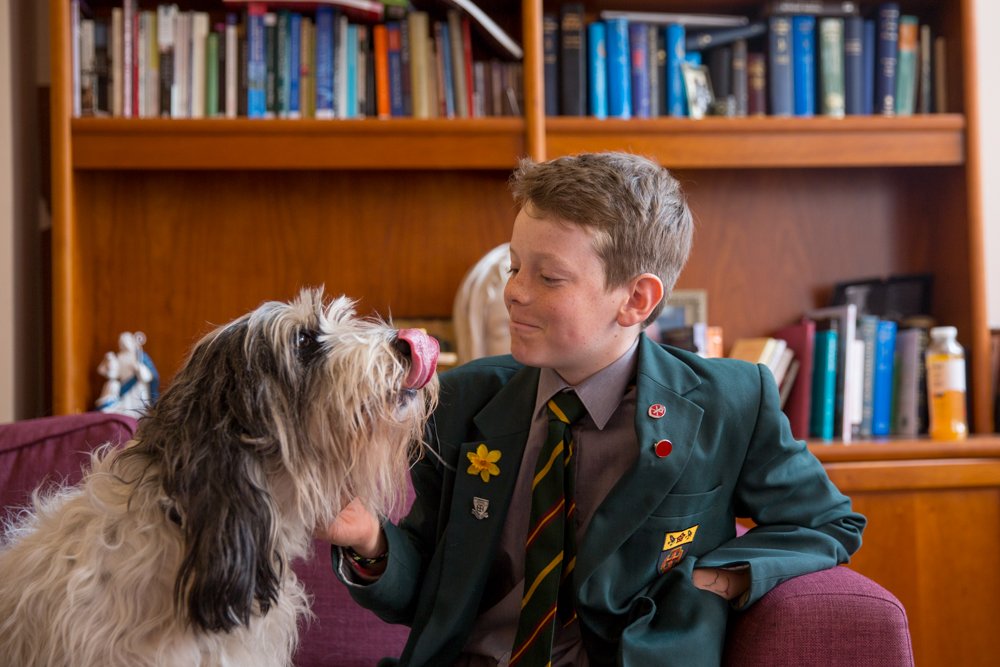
925;326;968;441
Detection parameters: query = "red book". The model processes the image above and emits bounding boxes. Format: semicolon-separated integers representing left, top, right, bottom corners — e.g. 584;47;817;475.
373;25;390;119
462;18;475;117
747;52;766;116
774;317;815;440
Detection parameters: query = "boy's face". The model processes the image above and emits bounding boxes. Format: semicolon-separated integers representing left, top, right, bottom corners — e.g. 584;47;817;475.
505;208;635;383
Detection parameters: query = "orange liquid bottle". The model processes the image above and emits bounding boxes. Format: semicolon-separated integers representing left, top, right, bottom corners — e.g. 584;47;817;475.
925;326;968;441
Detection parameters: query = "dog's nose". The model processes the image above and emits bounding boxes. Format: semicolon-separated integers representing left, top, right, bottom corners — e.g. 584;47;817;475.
396;329;440;390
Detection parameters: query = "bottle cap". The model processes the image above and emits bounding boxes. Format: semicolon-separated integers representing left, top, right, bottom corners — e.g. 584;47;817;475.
930;326;958;340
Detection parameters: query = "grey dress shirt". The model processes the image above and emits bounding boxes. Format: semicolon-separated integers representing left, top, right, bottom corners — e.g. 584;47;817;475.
458;338;640;667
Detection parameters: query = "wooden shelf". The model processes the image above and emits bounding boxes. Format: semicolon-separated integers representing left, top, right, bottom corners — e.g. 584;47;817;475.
71;117;527;170
808;434;1000;463
546;115;966;168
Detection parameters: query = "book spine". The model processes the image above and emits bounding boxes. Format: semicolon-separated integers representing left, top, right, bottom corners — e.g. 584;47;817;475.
844;17;864;115
666;24;685;117
811;330;838;440
895;16;918;116
629;23;650;118
134;11;143;117
247;5;266;118
288;14;301;118
337;15;349;118
748;52;766;115
301;18;314;118
346;24;357;118
934;36;946;113
543;14;559;115
206;32;219;117
792;16;815;117
175;13;189;118
147;12;160;118
408;13;429;118
560;3;586;116
112;9;123;116
462;18;474;117
400;17;411;116
158;11;173;117
473;61;485;117
769;16;793;116
875;2;900;116
94;20;110;114
447;11;468;118
263;13;275;117
647;24;659;117
388;23;404;117
490;59;502;117
277;12;289;117
374;24;390;118
71;0;81;117
819;18;844;117
433;25;447;116
858;316;878;438
656;29;668;116
436;22;455;118
606;19;631;119
894;329;921;436
872;320;897;436
314;8;333;118
192;13;209;119
217;24;226;118
732;39;748;117
123;0;133;117
709;46;733;116
136;14;145;118
361;25;371;118
862;19;875;115
587;22;607;119
919;24;932;114
238;15;249;117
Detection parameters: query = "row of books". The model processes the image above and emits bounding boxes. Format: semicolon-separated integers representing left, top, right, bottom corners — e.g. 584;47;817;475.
545;2;947;119
731;307;941;444
71;1;525;119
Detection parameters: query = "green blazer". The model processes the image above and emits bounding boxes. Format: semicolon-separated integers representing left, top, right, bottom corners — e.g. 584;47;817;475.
337;334;865;666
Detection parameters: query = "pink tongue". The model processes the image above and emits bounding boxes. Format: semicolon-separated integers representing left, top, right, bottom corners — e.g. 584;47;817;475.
398;329;440;389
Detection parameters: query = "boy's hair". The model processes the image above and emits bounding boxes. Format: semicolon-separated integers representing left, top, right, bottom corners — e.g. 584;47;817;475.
509;152;694;327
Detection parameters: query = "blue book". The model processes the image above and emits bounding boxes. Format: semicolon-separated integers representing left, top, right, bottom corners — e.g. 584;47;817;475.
792;16;815;117
875;2;900;115
248;7;267;118
857;315;879;438
315;7;335;118
543;14;559;115
629;23;650;118
387;22;404;117
872;320;897;436
685;52;701;66
439;22;456;118
811;330;838;440
587;22;607;119
346;24;357;118
863;19;875;115
288;14;301;118
844;17;864;115
606;19;630;119
769;16;794;116
666;24;685;117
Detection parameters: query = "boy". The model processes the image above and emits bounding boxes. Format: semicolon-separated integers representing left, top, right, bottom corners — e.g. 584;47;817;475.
318;152;865;666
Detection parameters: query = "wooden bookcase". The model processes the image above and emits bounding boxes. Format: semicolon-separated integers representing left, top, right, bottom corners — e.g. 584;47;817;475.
49;0;997;663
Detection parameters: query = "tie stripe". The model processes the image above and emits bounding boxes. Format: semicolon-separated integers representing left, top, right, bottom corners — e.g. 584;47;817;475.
547;399;570;424
521;551;564;609
509;603;558;666
532;441;564;490
525;497;565;549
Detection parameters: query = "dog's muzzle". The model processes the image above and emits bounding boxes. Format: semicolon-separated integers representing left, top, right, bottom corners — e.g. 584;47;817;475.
396;329;440;390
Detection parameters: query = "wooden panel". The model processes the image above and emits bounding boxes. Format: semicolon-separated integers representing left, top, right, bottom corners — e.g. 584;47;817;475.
546;116;966;169
72;118;527;170
810;435;1000;463
825;458;1000;491
71;170;517;411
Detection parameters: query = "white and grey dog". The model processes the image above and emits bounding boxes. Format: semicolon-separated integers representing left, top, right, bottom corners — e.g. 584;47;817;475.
0;288;439;667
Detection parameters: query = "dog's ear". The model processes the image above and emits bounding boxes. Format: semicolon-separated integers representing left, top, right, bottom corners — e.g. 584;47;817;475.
138;322;285;633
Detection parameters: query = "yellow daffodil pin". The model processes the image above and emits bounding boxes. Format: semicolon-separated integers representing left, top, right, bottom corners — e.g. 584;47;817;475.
467;444;501;482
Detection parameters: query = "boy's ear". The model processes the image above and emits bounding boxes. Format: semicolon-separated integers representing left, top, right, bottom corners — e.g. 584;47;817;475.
617;274;664;328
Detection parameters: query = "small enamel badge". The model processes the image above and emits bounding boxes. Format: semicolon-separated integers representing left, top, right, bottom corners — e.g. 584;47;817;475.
472;497;489;520
467;444;501;482
648;404;666;418
658;525;698;574
655;439;673;457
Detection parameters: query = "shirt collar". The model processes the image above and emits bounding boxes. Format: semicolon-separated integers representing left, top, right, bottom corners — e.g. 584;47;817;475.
534;336;640;430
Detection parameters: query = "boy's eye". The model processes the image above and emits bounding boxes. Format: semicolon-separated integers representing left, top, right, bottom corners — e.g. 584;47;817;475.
507;267;519;276
541;275;561;284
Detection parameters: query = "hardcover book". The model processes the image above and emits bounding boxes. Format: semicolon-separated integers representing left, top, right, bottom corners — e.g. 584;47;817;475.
543;13;558;115
776;318;815;441
807;304;858;442
408;12;430;118
792;15;815;116
894;327;922;436
315;7;335;118
399;17;411;116
768;16;793;116
374;24;390;117
918;24;932;114
811;329;838;441
277;12;289;116
819;17;845;117
871;320;897;436
447;11;468;118
607;18;631;119
247;5;267;118
112;8;123;116
587;21;607;119
156;6;174;117
844;16;864;115
666;24;686;116
388;22;405;117
265;12;278;117
862;19;875;115
560;3;586;116
648;25;659;117
732;39;748;116
857;315;878;438
894;15;918;116
656;30;668;116
709;46;733;116
629;22;651;118
875;2;900;116
748;52;766;115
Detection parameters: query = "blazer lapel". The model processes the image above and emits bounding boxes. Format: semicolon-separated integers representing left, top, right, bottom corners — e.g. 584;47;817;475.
576;335;705;592
408;365;540;665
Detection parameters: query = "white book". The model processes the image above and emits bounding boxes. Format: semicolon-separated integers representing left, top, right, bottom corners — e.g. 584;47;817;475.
147;11;159;118
71;1;81;117
807;304;858;443
894;329;922;436
850;338;865;432
124;0;134;118
191;13;209;119
112;8;124;116
225;19;238;118
174;13;190;118
447;11;468;118
137;13;146;117
473;61;485;117
767;338;788;374
80;19;95;116
336;16;349;118
772;347;794;387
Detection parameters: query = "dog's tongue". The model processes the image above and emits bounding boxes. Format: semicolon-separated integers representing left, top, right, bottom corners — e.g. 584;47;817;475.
398;329;439;389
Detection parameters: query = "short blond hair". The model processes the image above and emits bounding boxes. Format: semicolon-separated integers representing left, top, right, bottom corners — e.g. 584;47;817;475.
509;152;694;326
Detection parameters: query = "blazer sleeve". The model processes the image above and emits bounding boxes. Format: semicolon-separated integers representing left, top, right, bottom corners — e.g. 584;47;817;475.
695;363;867;609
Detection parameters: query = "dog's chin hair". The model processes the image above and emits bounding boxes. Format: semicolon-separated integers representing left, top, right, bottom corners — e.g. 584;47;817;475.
0;287;438;667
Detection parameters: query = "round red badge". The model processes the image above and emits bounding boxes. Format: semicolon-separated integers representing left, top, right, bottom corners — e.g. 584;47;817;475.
655;440;673;458
648;404;666;419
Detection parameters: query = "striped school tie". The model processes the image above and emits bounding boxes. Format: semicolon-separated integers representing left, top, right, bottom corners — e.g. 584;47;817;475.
509;390;587;667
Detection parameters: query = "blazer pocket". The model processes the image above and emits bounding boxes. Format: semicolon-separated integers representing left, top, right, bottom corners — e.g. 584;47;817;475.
649;486;722;519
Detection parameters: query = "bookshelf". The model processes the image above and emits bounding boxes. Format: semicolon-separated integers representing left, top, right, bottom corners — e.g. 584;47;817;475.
49;0;995;663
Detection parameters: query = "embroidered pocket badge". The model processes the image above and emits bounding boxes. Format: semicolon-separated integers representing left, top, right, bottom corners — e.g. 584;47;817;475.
467;444;501;482
658;525;699;574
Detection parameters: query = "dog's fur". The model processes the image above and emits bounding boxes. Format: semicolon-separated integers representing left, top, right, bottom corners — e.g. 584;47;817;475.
0;289;437;667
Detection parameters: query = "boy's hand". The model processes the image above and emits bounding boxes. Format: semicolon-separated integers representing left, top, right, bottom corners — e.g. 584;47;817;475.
314;498;387;560
692;567;750;602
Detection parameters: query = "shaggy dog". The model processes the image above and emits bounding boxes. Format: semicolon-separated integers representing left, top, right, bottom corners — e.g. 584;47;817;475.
0;289;439;667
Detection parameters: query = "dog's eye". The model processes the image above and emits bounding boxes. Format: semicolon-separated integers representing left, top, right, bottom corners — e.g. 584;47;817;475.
295;331;319;362
296;332;313;349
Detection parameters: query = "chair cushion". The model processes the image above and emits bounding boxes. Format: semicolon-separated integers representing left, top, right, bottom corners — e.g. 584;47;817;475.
724;566;914;667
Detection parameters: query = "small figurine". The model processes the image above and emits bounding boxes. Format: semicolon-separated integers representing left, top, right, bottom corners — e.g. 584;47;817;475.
95;331;159;418
454;243;512;365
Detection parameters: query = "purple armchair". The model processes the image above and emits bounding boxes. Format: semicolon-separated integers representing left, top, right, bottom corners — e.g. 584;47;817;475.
1;413;913;666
